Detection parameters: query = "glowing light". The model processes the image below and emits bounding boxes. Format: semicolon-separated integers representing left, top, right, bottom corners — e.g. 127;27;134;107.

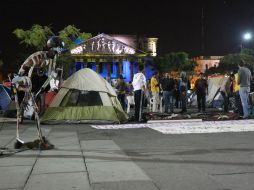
147;38;158;57
243;32;252;41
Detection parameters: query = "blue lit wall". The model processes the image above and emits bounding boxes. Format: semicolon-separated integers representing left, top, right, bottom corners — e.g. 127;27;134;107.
70;62;84;75
122;61;131;82
91;63;96;72
144;64;153;80
86;62;96;72
111;62;117;78
133;62;138;74
75;62;84;71
100;63;108;78
70;60;154;83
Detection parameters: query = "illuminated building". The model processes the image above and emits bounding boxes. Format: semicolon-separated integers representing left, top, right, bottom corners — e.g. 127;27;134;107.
70;33;158;82
193;56;223;74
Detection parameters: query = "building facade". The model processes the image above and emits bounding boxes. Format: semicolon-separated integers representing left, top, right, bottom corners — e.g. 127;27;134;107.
70;33;158;82
193;56;223;74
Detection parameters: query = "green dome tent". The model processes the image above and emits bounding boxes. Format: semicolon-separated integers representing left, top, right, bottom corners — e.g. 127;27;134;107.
41;68;128;124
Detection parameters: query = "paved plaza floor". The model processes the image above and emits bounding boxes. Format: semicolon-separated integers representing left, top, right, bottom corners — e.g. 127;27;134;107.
1;115;254;190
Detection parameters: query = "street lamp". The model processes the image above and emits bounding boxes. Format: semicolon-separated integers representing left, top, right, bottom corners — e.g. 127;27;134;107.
241;32;252;52
243;32;252;41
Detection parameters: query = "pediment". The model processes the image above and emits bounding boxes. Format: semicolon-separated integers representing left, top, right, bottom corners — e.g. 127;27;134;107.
70;33;146;55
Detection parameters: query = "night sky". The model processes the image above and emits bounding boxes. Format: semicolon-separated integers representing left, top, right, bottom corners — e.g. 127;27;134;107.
1;0;254;63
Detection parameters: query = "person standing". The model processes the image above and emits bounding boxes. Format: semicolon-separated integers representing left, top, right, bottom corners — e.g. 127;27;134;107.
179;71;188;113
116;74;127;111
232;72;243;115
173;78;180;108
237;60;252;119
160;73;175;113
150;71;160;112
194;73;208;113
219;75;231;112
132;65;146;121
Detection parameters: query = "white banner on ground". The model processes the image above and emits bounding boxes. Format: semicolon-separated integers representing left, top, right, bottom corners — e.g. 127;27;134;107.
91;124;150;129
91;120;254;134
149;120;254;134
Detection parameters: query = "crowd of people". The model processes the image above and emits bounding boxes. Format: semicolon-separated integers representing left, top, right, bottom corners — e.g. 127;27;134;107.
4;59;252;123
110;66;193;121
110;60;253;122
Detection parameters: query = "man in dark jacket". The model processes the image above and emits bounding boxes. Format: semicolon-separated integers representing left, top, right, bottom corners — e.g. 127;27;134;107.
194;73;208;112
160;73;175;113
179;71;189;113
116;74;127;111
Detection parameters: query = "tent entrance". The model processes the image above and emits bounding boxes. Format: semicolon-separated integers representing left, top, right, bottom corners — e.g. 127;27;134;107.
60;90;103;107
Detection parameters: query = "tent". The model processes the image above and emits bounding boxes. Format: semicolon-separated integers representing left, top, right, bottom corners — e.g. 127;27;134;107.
206;75;225;106
41;68;128;124
0;84;11;111
188;75;225;107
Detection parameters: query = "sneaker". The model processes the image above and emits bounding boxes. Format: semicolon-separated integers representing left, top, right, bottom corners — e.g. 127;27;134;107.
237;116;243;120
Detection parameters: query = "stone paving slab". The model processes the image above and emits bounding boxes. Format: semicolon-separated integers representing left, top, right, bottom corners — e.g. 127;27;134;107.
0;155;37;167
92;180;159;190
142;163;225;190
0;165;32;189
33;157;86;174
87;160;151;183
0;136;14;146
210;172;254;189
24;172;91;190
39;149;82;156
81;140;152;184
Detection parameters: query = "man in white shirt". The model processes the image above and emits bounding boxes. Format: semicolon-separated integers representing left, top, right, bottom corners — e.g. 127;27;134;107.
132;65;146;121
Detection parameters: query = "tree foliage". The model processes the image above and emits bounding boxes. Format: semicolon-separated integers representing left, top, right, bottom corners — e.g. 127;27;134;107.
13;24;92;74
13;24;54;51
13;24;92;51
155;52;197;74
58;25;92;50
56;54;75;79
211;48;254;75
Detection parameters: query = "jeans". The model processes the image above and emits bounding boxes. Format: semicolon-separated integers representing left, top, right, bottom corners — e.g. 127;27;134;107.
180;90;187;111
117;94;126;111
234;91;243;115
163;91;174;113
134;90;144;121
197;93;206;112
239;86;250;118
220;91;228;112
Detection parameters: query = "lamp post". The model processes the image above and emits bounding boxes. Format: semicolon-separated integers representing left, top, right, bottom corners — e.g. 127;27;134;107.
241;32;252;52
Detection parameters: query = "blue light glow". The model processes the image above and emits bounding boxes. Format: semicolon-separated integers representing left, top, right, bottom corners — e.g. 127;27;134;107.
100;63;108;78
122;61;131;82
144;63;153;80
91;63;96;72
111;62;117;78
